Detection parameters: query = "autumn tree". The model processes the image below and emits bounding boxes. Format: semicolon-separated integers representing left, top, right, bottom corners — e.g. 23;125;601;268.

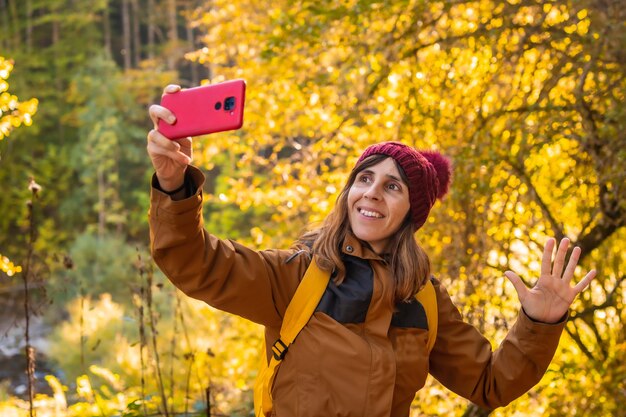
0;56;38;280
185;0;625;415
0;0;623;415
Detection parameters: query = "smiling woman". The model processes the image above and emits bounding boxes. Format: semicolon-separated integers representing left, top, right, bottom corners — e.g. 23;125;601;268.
348;158;412;253
293;144;452;307
146;89;597;417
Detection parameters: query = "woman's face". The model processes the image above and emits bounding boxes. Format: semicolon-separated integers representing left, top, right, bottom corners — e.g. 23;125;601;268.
347;157;411;253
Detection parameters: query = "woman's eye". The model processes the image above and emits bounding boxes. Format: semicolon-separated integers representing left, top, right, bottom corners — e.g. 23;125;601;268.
387;183;400;191
359;175;371;183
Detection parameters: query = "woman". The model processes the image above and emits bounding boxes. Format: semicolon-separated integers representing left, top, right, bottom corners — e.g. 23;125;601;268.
147;85;596;417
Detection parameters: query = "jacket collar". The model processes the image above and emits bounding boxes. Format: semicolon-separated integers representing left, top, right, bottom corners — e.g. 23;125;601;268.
341;232;385;261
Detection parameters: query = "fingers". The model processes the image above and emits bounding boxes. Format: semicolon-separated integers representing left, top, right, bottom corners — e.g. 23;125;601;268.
149;85;180;127
177;136;193;157
541;237;556;276
573;269;597;294
551;238;571;278
147;129;191;165
562;246;581;284
149;104;176;129
163;84;181;95
177;136;192;148
504;271;528;303
149;84;180;129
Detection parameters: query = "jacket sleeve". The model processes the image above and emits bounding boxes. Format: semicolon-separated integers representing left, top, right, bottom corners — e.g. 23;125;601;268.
148;166;307;328
428;278;566;409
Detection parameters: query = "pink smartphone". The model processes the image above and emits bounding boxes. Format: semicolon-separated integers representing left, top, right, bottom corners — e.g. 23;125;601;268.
158;79;246;140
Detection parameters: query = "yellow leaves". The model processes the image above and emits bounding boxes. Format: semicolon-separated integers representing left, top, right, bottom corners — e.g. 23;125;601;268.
1;254;22;276
574;18;590;36
545;4;570;26
175;9;621;412
76;375;95;402
45;375;68;411
368;54;383;73
489;17;503;29
563;23;578;35
250;227;265;246
0;61;12;82
0;56;38;141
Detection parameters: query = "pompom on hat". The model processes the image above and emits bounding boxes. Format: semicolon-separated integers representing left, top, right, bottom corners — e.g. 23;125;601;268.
356;141;452;230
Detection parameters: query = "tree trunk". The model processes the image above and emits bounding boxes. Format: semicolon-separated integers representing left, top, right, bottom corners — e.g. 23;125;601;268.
0;0;9;51
167;0;178;70
103;0;112;56
147;0;155;60
52;17;60;90
97;168;106;237
122;0;132;70
8;0;21;50
131;0;141;66
186;23;198;85
25;0;32;53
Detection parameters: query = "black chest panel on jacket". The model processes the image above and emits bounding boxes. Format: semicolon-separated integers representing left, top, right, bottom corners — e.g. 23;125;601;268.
314;254;430;330
315;255;373;324
390;298;428;330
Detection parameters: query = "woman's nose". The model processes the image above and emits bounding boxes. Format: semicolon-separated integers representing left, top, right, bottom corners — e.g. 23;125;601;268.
363;184;382;200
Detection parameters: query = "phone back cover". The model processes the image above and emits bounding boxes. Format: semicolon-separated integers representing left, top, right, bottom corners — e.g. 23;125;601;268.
158;79;246;139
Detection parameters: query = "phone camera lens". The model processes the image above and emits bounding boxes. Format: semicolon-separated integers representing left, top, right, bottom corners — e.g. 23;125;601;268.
224;96;236;111
214;102;222;110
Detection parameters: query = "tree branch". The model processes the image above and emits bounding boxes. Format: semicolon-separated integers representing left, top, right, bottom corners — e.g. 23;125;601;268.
570;274;626;321
507;160;565;241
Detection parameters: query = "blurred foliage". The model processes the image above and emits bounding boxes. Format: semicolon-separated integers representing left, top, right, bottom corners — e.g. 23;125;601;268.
0;56;37;141
46;232;140;310
186;0;626;415
0;254;22;277
41;291;261;417
0;55;35;279
0;0;624;416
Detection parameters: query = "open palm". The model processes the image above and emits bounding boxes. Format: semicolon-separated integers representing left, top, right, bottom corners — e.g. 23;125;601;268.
505;238;596;323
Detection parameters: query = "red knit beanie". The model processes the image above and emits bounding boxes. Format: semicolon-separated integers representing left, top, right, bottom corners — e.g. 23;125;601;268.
356;141;452;230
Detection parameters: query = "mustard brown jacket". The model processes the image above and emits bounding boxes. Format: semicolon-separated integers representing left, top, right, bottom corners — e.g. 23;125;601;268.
149;166;567;417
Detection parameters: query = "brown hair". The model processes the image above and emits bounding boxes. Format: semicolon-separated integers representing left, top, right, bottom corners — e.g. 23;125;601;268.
295;154;431;305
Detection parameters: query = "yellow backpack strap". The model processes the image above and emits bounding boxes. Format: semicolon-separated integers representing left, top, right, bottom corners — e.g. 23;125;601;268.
254;257;330;417
415;278;438;353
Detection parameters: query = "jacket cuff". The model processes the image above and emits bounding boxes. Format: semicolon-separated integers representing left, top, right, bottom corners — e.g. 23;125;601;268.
515;307;567;340
150;166;205;220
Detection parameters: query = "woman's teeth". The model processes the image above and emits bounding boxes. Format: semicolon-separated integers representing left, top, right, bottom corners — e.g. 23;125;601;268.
360;209;383;218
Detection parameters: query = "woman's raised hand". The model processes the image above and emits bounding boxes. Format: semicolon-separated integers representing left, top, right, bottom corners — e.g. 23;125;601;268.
147;84;192;192
504;237;597;323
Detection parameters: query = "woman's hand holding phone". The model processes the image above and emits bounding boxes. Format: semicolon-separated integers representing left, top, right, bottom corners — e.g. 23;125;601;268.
148;79;246;194
147;84;192;193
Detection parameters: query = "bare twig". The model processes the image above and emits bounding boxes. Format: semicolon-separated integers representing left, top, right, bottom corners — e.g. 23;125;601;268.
565;319;596;361
144;254;170;417
183;352;194;417
136;249;149;417
169;288;178;416
206;385;211;417
79;286;86;372
139;282;148;417
176;291;195;417
23;177;41;417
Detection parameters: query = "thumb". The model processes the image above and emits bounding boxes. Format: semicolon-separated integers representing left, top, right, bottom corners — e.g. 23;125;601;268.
504;271;528;303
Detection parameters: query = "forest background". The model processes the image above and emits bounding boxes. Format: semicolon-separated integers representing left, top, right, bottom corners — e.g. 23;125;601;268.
0;0;624;416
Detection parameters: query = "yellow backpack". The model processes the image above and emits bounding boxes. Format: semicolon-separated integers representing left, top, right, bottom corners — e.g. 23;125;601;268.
253;257;439;417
